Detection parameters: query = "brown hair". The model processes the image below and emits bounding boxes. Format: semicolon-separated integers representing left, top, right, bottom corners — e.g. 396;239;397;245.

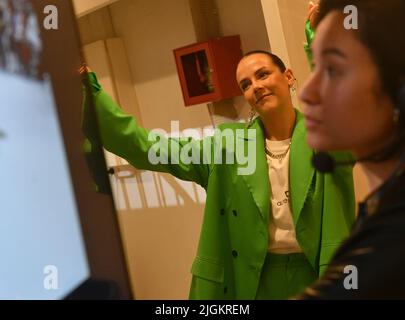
242;50;287;73
317;0;405;109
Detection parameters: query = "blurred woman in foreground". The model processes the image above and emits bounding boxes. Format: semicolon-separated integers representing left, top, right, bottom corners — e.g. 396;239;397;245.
298;0;405;299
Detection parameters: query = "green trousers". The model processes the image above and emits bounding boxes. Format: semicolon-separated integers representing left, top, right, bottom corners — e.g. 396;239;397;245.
256;253;317;300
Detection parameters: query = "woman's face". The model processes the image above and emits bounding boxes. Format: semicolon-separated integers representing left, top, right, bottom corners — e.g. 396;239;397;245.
299;11;396;159
236;53;295;116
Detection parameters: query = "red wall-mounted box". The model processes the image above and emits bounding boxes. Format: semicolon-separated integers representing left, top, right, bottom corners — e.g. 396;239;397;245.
173;35;243;107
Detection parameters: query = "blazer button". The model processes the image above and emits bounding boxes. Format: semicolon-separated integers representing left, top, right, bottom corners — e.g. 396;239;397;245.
232;210;237;217
232;250;238;258
224;286;228;294
220;209;225;216
250;264;259;272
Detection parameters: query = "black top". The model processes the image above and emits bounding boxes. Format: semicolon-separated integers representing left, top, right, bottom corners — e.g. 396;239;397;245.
297;166;405;299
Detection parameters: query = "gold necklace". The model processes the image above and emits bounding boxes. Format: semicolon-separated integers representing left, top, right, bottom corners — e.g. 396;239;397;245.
265;142;292;160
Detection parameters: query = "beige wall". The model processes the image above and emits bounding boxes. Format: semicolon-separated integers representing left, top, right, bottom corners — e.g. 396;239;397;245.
72;0;119;17
77;7;116;45
109;0;212;132
216;0;270;53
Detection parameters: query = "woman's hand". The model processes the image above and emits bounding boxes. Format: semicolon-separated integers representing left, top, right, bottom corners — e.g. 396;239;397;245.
79;63;91;75
307;1;320;29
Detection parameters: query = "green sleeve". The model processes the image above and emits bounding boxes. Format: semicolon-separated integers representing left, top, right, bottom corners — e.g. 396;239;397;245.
304;20;316;69
81;74;112;194
82;72;213;189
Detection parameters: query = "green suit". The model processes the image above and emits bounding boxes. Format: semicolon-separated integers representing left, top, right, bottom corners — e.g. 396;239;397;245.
83;72;355;300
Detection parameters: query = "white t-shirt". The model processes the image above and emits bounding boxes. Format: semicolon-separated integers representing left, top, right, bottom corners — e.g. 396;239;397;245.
265;138;302;254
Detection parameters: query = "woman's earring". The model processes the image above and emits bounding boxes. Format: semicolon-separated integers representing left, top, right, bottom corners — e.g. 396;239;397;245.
290;78;297;93
393;108;401;124
246;107;256;128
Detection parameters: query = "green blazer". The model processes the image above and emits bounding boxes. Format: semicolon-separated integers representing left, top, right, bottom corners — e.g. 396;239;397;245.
83;72;355;300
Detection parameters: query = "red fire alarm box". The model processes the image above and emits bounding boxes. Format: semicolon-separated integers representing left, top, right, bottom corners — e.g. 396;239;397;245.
173;35;243;107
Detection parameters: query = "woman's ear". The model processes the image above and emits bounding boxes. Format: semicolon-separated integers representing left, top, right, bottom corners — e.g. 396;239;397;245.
284;69;296;87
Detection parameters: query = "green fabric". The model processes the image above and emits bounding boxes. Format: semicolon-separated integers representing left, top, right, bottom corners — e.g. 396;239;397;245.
256;253;317;300
81;78;112;194
82;72;356;299
304;20;316;69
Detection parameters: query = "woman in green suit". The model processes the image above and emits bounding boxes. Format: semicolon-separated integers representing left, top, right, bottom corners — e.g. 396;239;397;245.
81;28;355;300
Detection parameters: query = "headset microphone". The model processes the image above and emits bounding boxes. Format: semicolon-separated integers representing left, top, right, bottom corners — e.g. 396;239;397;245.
312;132;405;174
313;80;405;175
311;144;404;174
312;152;356;173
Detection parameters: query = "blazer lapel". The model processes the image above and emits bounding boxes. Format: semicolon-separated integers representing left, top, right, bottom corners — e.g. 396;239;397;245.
236;112;314;225
237;119;270;223
289;111;315;225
